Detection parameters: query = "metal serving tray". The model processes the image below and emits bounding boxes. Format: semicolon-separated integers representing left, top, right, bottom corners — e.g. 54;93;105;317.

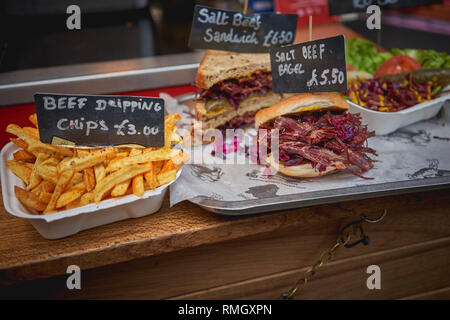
171;93;450;216
189;176;450;215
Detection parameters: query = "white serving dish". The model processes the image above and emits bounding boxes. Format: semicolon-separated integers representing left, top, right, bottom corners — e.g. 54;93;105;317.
348;91;450;135
0;142;181;239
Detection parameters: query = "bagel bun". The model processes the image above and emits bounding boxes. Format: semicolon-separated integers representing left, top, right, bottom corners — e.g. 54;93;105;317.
255;92;348;129
266;153;342;178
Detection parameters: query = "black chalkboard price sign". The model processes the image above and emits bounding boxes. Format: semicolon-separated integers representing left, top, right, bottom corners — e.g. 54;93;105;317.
188;5;298;53
34;93;165;148
270;35;348;94
328;0;443;16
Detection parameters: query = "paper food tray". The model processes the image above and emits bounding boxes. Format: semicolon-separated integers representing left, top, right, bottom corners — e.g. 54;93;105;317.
0;142;181;239
348;91;450;135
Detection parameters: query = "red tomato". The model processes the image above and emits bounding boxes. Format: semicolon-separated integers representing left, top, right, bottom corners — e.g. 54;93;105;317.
374;55;421;77
347;64;357;71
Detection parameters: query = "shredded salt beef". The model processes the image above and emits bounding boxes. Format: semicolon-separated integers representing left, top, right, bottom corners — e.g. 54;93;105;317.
257;111;377;178
198;71;273;106
217;111;257;132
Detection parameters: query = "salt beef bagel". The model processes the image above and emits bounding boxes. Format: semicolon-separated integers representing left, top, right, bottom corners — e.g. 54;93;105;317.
254;92;351;178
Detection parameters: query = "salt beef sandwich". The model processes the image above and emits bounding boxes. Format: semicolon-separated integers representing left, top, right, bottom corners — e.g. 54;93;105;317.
195;50;283;134
255;93;377;178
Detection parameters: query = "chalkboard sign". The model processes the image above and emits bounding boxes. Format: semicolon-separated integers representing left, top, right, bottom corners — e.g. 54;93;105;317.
270;35;348;94
34;93;165;148
328;0;443;16
188;5;298;53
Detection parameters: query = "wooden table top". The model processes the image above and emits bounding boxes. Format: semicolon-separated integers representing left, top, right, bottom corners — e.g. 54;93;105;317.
1;183;450;285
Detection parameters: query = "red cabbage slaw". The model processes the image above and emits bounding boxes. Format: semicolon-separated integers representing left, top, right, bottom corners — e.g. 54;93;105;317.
347;74;442;112
258;111;377;178
198;70;273;106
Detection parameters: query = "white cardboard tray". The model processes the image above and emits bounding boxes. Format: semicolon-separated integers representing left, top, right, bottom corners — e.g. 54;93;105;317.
0;142;181;239
348;92;450;135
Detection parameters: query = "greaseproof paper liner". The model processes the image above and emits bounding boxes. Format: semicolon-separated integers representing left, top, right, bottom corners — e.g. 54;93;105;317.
161;93;450;206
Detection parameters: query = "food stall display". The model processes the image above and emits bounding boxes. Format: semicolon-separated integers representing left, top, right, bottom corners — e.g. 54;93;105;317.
0;0;449;302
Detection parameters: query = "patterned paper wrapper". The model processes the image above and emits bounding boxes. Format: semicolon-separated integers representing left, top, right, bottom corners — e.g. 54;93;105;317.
161;93;450;206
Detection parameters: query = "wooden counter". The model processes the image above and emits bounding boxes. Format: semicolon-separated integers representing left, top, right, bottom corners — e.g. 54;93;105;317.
1;23;449;300
1;186;450;299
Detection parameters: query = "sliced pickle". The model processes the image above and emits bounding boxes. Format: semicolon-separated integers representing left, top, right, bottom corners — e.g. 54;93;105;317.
204;91;274;116
205;99;233;116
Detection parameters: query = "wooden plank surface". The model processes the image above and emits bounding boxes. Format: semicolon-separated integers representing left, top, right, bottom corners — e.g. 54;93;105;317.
0;190;450;299
1;186;449;286
172;238;450;300
1;188;449;299
402;287;450;300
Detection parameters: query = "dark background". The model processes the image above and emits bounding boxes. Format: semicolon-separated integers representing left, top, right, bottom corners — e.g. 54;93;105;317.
0;0;222;72
0;0;449;73
343;19;450;52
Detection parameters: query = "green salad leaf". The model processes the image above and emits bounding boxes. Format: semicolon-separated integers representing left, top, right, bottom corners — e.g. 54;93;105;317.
346;38;450;74
346;38;390;74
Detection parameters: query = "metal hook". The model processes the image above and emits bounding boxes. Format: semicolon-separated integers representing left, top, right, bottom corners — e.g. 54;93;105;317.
343;223;370;248
362;209;387;224
340;209;387;248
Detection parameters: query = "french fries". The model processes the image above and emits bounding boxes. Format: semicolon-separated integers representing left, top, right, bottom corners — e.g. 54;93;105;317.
57;147;115;173
79;192;94;206
39;191;52;204
67;172;83;190
6;113;189;215
105;148;180;173
28;142;74;157
14;186;47;212
94;165;152;203
132;174;145;197
143;162;158;190
29;114;38;128
45;169;74;213
130;149;144;197
56;183;86;209
7;160;32;185
13;149;36;162
27;153;49;190
37;164;58;185
94;164;106;183
6;124;38;146
10;138;28;150
83;168;96;192
110;179;131;197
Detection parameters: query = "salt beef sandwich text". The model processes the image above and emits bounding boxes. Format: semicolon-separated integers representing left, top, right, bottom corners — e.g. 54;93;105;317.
195;50;285;133
255;93;377;178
